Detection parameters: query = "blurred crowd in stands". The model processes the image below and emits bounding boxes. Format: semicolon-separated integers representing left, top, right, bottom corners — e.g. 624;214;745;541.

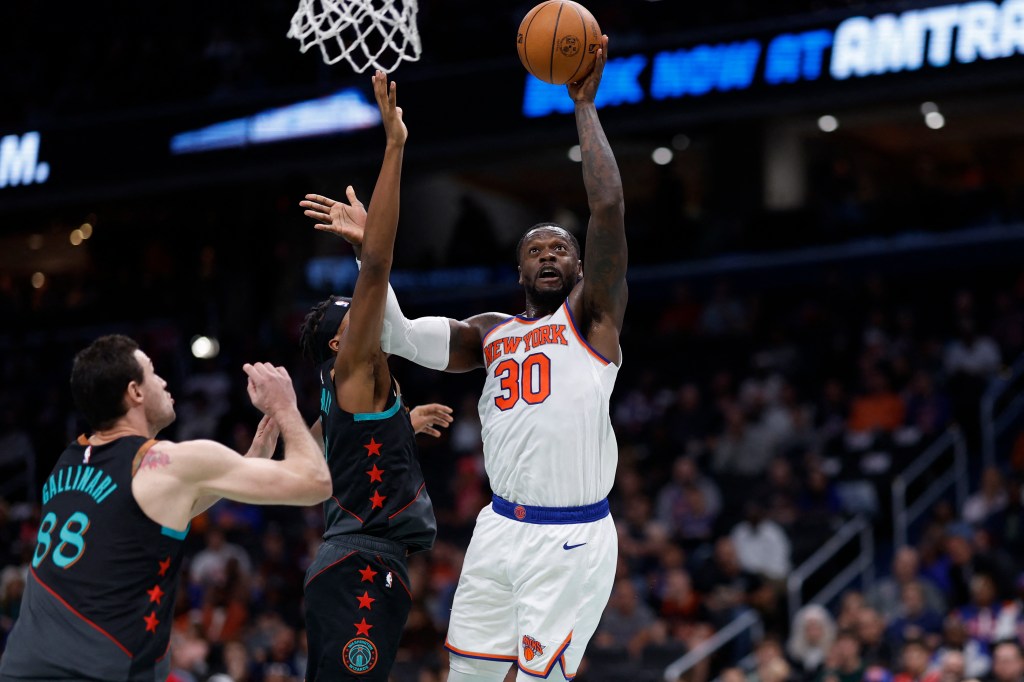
2;240;1023;680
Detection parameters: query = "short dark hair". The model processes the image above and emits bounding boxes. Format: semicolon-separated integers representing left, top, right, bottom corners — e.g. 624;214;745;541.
515;223;581;264
299;295;346;364
70;334;144;431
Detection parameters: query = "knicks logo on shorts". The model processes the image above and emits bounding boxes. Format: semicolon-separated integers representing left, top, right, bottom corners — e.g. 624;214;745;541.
514;505;527;520
342;637;378;674
522;635;545;661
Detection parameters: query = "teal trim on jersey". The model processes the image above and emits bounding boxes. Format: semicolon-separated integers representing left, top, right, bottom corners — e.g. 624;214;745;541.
161;523;189;540
353;395;403;422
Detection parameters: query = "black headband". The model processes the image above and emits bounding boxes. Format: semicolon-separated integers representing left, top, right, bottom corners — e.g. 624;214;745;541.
312;297;352;364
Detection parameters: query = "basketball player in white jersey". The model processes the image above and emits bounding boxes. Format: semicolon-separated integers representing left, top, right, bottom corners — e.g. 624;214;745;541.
300;35;623;681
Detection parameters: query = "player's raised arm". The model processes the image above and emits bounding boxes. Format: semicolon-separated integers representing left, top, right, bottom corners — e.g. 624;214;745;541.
331;71;407;411
301;187;501;374
569;35;627;363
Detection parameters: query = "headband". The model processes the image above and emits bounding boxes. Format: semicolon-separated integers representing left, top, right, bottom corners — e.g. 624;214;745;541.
312;297;352;364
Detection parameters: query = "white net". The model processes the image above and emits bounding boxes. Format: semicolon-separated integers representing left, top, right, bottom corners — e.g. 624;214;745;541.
288;0;421;72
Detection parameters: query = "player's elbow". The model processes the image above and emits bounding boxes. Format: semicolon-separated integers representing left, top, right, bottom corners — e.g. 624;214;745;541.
304;464;333;504
589;196;624;218
308;473;333;505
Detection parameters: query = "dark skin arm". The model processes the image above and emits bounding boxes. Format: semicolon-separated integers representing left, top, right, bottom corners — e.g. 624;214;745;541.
300;189;504;374
564;36;627;365
333;71;407;413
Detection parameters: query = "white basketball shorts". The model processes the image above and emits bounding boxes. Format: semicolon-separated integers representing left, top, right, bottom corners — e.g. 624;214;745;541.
445;495;617;680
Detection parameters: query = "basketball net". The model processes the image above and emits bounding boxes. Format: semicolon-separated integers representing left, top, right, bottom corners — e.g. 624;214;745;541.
288;0;421;72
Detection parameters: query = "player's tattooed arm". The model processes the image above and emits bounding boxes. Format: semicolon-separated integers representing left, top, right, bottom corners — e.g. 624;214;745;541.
139;448;171;471
569;35;627;358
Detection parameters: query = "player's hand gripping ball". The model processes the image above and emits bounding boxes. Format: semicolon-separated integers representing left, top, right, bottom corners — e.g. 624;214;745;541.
516;0;602;85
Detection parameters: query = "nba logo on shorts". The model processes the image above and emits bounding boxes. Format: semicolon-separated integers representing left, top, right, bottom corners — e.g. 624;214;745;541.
514;505;526;520
342;637;378;674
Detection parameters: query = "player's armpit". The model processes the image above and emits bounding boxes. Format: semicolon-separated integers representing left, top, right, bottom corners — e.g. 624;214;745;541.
447;313;506;372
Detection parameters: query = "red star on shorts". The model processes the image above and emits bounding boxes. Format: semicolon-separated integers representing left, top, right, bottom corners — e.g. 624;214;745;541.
143;611;160;633
363;437;382;457
366;464;384;483
357;591;375;610
147;585;165;604
359;565;378;583
370;490;387;509
354;617;373;637
157;557;171;577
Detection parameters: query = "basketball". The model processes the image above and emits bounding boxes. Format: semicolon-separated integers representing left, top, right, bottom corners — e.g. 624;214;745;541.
516;0;602;85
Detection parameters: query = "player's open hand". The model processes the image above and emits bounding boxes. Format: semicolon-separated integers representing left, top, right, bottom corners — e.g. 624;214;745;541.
410;403;454;438
301;186;367;247
372;70;407;147
243;362;298;418
245;414;280;459
568;34;608;104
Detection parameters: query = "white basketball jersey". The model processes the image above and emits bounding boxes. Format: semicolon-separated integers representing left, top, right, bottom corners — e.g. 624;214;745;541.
478;301;619;507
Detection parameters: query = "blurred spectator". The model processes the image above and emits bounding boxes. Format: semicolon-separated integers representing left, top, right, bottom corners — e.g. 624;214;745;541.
190;527;252;589
989;640;1024;682
868;547;947;621
714;403;775;477
656;456;721;548
945;318;1002;381
788;605;837;682
885;582;945;651
848;367;906;435
593;578;660;660
730;501;792;582
935;612;992;679
858;606;896;669
963;468;1009;526
819;630;866;682
893;639;939;682
936;649;965;682
902;370;952;441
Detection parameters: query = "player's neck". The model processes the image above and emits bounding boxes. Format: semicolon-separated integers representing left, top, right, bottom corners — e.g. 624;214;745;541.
90;413;155;445
523;298;562;319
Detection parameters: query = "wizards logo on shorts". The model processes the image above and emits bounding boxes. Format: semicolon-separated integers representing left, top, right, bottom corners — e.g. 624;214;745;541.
342;637;378;674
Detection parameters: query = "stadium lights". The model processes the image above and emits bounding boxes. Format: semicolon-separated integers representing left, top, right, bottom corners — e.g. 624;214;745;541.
672;134;691;151
652;147;674;165
30;272;45;289
920;101;939;115
190;336;221;360
568;145;582;162
925;111;946;129
818;115;839;132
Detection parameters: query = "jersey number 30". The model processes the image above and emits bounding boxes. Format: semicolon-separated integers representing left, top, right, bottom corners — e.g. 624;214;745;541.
494;353;551;410
32;511;90;569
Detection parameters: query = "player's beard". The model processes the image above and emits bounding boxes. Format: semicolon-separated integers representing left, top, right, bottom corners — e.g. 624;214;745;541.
526;277;574;311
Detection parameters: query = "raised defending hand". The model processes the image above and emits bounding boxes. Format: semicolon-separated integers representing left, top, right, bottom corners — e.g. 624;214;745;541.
372;70;407;146
300;185;367;247
568;34;608;104
410;403;454;438
245;414;280;459
243;362;298;418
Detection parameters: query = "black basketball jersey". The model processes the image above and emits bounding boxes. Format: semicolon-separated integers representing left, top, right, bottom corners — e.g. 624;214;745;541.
318;361;436;552
0;435;186;681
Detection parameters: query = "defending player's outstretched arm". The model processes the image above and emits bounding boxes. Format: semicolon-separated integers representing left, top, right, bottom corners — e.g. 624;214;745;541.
567;35;626;366
331;71;407;413
301;188;503;374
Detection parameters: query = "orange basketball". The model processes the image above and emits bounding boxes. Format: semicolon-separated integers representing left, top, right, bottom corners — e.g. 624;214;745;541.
516;1;602;85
